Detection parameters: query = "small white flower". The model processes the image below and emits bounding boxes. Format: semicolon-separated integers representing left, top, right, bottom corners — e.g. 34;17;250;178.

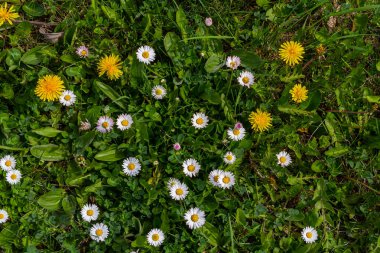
208;170;223;187
96;116;114;133
147;228;165;247
276;151;292;167
122;157;141;176
169;182;189;200
226;56;241;70
205;17;213;26
152;85;167;100
90;223;109;242
184;207;206;229
59;90;76;106
79;119;91;131
218;171;235;189
80;204;99;222
6;170;21;185
0;155;16;171
76;46;89;58
237;71;255;87
116;114;133;131
223;152;236;164
0;209;9;223
191;112;209;129
301;227;318;243
166;178;181;189
227;127;246;141
182;158;201;177
136;45;156;65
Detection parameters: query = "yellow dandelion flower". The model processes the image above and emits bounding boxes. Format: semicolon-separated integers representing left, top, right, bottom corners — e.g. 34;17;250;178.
279;41;305;66
248;109;272;132
35;75;65;101
0;3;19;26
290;84;308;103
98;54;123;80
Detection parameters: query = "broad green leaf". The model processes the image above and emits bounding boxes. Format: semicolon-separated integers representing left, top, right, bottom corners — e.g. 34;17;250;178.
164;32;181;60
285;208;305;221
236;208;247;225
204;54;224;73
311;160;325;172
94;80;126;110
365;95;380;103
324;146;350;157
0;84;14;99
85;180;102;193
131;236;147;247
30;144;68;161
101;5;118;21
200;222;219;247
22;2;45;17
278;104;317;116
65;66;84;78
303;90;321;111
176;7;189;42
37;189;66;211
32;127;64;137
62;195;77;215
75;131;96;154
0;224;18;249
21;50;41;65
94;148;124;161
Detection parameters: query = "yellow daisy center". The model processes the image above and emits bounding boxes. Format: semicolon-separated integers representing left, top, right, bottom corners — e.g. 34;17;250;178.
191;214;199;222
280;157;287;163
0;214;3;219
152;234;159;241
230;62;236;68
233;129;240;135
86;210;94;216
226;155;233;161
81;50;87;56
306;232;313;238
121;120;129;126
213;176;219;182
102;122;109;128
64;95;71;101
128;163;135;170
242;77;249;84
188;165;195;172
98;54;123;80
155;89;163;95
142;51;150;59
196;118;204;125
5;160;11;167
95;229;103;236
223;177;230;184
248;109;272;132
10;174;17;180
35;75;65;101
175;188;184;195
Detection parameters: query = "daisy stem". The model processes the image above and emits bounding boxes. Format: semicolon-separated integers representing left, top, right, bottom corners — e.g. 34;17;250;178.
234;86;243;115
226;71;233;98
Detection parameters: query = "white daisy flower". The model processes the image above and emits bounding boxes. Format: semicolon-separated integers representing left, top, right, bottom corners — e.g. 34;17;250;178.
80;204;99;222
227;127;246;141
90;223;109;242
96;116;114;133
0;209;9;223
147;228;165;247
166;178;181;189
116;114;133;131
184;207;206;230
79;119;91;131
59;90;76;106
218;171;235;189
237;71;255;87
76;45;89;58
226;56;241;70
0;155;16;171
208;170;223;187
152;85;167;100
122;157;141;176
182;158;201;177
191;112;209;129
6;170;21;185
223;152;236;164
301;226;318;243
136;45;156;65
276;151;292;167
169;182;189;200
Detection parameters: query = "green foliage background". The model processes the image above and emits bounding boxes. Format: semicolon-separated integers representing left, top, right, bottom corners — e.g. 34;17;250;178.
0;0;380;252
